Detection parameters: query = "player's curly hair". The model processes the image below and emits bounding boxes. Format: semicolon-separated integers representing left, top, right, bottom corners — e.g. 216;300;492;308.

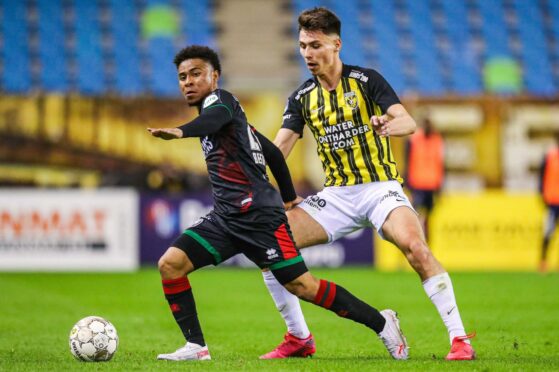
298;7;341;36
173;45;222;74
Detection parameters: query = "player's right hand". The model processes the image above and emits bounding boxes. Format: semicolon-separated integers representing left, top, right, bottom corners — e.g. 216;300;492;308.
147;127;183;140
370;115;390;137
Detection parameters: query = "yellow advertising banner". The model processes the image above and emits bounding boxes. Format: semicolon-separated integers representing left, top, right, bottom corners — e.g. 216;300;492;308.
375;192;559;271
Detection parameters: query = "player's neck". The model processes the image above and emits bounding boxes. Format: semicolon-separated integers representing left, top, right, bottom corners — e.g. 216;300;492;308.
316;59;343;91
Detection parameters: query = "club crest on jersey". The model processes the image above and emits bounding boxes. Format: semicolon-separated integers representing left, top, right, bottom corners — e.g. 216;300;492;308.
344;91;358;109
203;93;218;108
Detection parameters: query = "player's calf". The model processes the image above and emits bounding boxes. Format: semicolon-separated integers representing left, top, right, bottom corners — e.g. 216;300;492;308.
281;273;409;359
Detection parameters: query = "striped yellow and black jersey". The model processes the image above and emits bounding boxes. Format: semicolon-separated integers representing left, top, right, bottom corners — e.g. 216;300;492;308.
282;64;403;187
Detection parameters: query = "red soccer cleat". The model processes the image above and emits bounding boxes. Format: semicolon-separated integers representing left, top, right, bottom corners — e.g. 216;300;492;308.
259;333;316;359
446;333;476;361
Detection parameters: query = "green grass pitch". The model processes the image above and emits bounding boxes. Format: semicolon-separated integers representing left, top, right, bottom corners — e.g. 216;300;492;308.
1;268;558;371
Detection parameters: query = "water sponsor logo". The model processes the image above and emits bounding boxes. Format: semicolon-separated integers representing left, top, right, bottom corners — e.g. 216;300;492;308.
317;120;370;150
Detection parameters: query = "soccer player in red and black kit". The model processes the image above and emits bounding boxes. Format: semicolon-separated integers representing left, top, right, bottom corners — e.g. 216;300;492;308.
147;45;408;361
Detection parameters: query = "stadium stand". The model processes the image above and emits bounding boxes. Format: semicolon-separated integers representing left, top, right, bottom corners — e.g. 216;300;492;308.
108;0;143;96
0;0;558;96
291;0;558;97
0;0;216;97
1;0;32;93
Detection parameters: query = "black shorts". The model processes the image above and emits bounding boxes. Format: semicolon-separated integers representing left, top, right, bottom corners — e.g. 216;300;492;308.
411;189;435;211
171;208;308;285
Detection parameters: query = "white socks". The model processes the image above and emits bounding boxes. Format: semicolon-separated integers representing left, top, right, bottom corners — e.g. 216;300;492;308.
262;271;310;339
422;272;469;344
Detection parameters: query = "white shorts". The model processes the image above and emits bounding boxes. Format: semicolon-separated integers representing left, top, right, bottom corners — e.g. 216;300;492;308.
298;181;415;242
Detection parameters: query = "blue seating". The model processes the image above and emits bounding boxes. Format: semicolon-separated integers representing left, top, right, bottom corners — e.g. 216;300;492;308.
74;0;105;95
440;0;482;93
0;0;31;93
147;37;178;97
179;0;215;47
108;0;143;95
511;0;555;95
37;0;68;92
1;0;557;96
475;0;511;58
403;0;445;95
368;0;406;93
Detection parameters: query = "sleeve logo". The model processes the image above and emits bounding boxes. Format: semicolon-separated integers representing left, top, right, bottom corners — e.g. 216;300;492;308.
202;94;218;108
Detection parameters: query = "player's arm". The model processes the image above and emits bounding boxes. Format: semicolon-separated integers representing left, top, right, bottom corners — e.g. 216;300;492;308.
254;130;300;208
273;128;300;159
147;105;232;140
276;92;305;158
371;103;417;138
365;68;417;137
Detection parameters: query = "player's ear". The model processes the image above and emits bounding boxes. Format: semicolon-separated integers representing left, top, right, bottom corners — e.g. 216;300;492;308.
334;38;342;52
211;69;219;85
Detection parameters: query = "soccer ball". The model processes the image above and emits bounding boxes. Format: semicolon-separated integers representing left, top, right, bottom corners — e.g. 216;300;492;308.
69;316;118;362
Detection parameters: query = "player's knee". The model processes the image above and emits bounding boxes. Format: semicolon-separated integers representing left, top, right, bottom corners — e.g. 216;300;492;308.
408;238;432;266
158;253;179;277
157;256;169;275
283;275;319;301
283;281;304;297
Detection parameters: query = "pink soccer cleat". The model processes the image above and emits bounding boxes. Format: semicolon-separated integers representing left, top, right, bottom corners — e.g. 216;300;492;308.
259;333;316;359
446;333;476;360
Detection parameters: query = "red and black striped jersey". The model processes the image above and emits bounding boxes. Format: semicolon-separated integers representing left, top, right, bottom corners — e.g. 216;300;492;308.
185;89;286;214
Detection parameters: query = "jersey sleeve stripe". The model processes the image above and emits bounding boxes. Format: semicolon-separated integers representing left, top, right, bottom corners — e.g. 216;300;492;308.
206;103;233;118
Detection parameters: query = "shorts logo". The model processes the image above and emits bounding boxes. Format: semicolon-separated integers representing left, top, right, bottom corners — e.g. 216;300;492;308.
380;190;406;204
344;91;358;109
266;248;279;260
304;195;327;210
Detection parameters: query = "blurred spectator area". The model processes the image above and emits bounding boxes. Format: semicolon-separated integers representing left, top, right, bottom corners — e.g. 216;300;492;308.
0;0;559;190
1;93;558;192
1;0;559;95
0;0;216;96
0;94;211;189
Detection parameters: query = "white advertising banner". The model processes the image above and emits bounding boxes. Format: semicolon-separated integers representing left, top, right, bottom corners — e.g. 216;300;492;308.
0;189;138;271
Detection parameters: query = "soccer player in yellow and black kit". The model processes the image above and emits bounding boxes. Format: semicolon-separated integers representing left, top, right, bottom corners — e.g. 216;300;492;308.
260;7;475;361
148;45;408;361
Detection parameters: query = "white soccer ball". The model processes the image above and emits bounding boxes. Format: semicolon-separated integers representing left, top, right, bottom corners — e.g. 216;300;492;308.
69;316;118;362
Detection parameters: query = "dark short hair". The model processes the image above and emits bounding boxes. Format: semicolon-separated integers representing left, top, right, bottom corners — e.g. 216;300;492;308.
173;45;221;74
298;7;341;36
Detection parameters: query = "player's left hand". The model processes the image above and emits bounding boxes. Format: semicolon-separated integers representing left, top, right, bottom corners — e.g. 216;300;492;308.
370;115;390;137
284;195;304;210
147;127;183;140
